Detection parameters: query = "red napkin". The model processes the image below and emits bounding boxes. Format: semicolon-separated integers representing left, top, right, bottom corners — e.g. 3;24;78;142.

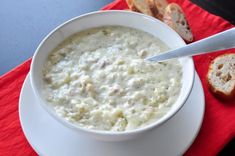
0;0;234;155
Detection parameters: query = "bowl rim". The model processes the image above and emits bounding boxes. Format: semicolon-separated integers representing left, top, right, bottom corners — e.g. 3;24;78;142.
30;10;195;136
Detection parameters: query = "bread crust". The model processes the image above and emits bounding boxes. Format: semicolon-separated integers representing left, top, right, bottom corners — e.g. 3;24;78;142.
207;53;235;101
146;0;168;20
126;0;153;16
163;3;193;42
150;0;168;20
147;0;160;19
125;1;194;42
126;0;133;8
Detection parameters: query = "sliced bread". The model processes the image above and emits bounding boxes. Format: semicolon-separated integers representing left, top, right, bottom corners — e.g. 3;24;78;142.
147;0;168;20
163;3;193;42
207;53;235;100
126;0;153;16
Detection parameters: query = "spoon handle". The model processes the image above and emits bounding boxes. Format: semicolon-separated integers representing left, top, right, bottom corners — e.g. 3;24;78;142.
147;28;235;62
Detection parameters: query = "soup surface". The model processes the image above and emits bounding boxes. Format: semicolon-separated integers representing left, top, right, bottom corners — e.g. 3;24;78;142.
42;26;182;131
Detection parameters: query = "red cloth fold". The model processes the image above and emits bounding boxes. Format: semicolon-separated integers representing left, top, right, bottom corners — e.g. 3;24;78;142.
0;0;234;155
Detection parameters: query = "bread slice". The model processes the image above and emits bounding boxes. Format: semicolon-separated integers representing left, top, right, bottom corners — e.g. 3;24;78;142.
163;3;193;42
146;0;160;18
207;53;235;100
126;0;153;16
147;0;168;20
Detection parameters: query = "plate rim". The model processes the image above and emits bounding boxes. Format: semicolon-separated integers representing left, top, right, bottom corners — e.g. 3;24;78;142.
19;73;205;155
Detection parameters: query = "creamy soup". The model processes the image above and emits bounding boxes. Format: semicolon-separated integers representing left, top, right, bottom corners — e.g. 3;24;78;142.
42;26;182;131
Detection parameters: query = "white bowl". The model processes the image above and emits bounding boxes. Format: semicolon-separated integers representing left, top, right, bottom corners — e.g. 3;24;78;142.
30;10;195;142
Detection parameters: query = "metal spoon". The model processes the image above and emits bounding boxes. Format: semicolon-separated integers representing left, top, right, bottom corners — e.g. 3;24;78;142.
147;28;235;62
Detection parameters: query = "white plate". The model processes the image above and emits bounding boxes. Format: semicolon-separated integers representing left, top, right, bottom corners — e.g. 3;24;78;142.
19;73;204;156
